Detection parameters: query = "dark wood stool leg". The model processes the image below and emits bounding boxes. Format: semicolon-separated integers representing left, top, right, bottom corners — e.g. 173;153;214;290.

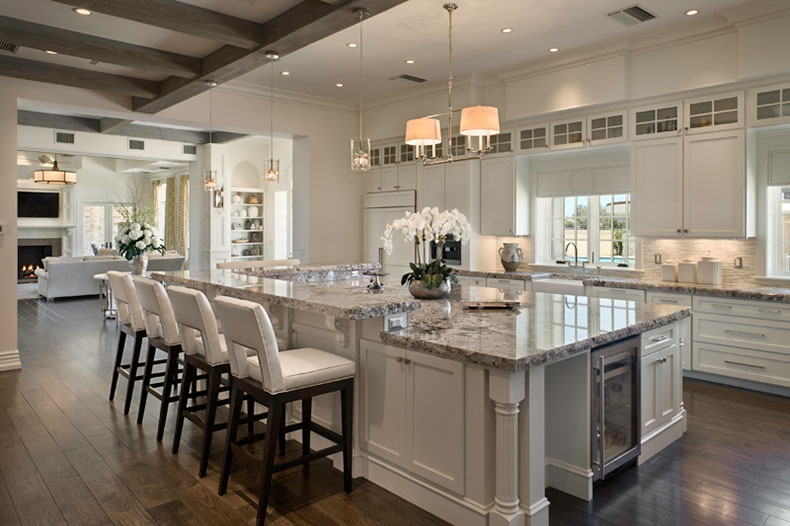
256;399;283;526
247;397;255;436
172;361;196;455
219;381;243;495
341;382;353;493
301;398;312;472
199;366;222;477
109;330;126;401
278;405;287;455
137;344;157;425
156;349;179;442
123;333;144;415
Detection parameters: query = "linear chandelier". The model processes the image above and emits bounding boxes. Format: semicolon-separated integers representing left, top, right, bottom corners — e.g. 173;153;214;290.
404;3;500;165
34;158;76;185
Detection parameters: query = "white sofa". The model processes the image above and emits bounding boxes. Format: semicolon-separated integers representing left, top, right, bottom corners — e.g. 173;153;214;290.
34;254;186;300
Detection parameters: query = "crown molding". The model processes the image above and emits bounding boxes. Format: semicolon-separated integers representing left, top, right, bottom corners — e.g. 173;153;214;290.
719;0;790;26
218;81;358;115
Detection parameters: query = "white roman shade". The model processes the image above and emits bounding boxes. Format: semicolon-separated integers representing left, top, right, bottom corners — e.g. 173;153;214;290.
533;150;629;197
767;149;790;186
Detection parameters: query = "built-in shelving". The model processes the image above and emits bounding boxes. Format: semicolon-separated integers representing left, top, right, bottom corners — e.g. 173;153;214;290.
229;187;264;260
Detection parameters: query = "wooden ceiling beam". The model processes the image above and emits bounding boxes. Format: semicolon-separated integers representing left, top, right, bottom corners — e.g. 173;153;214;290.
49;0;265;50
99;118;132;133
132;0;408;114
0;55;160;98
0;15;201;78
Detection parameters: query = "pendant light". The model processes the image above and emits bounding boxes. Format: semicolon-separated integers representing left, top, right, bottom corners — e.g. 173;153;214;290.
203;79;218;191
264;51;280;183
405;3;500;165
34;157;76;185
350;7;371;172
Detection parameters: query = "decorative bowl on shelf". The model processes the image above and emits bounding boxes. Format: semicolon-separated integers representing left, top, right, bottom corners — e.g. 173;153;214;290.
232;238;249;244
246;195;260;204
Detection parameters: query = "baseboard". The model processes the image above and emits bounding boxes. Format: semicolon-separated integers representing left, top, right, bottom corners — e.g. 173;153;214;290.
638;409;686;465
546;457;593;501
684;370;790;397
0;350;21;371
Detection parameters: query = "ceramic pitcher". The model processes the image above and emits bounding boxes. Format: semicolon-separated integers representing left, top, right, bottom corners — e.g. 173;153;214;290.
499;243;523;272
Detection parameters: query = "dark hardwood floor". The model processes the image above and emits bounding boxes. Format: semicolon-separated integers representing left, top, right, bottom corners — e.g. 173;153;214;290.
3;296;790;526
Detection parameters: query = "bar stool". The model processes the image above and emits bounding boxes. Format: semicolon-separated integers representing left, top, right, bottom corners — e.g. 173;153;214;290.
133;277;184;441
212;296;355;526
106;271;150;415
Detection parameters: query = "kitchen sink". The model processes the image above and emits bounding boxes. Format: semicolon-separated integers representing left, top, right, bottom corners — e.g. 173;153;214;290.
532;277;586;296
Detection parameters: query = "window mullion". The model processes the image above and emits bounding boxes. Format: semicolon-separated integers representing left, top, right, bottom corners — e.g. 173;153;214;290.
589;199;599;263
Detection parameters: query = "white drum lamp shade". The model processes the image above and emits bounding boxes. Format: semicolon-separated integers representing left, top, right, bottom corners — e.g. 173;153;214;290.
459;106;500;136
405;118;442;146
34;160;76;185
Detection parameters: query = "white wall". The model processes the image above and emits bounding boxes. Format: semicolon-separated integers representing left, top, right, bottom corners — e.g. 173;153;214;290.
0;90;18;371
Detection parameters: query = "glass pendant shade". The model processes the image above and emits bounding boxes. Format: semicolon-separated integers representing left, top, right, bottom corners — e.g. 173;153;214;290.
459;105;500;136
351;138;371;171
203;169;217;191
34;160;76;185
265;159;280;183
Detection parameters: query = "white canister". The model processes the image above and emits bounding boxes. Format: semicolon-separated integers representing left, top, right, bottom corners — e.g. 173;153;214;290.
677;260;697;283
697;257;723;285
248;206;259;218
661;263;678;282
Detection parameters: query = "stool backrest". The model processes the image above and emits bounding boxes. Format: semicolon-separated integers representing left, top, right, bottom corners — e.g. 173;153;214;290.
106;271;144;331
167;286;226;365
133;277;181;346
213;295;283;392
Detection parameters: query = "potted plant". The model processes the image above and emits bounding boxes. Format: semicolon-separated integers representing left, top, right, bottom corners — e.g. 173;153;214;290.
382;207;471;299
114;203;165;275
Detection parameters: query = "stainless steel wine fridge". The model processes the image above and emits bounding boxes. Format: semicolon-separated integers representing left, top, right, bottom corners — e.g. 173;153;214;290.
591;336;641;481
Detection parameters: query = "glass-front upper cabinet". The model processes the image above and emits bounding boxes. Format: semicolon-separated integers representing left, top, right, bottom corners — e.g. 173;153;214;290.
516;123;550;154
381;144;398;166
587;110;628;146
369;146;382;168
399;143;415;163
550;118;585;150
749;82;790;127
683;91;743;133
488;131;513;155
630;101;682;140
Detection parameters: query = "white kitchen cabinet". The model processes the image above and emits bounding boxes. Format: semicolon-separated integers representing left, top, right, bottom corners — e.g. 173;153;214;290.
397;165;417;190
749;82;790;127
364;197;414;275
399;143;416;164
417;164;446;211
630;137;683;237
646;292;692;370
587;286;645;302
366;170;383;193
364;208;385;263
376;165;416;192
550;118;585;150
486;277;526;291
444;162;469;214
683;91;743;134
381;144;398;166
480;156;529;236
360;341;465;493
586;110;628;147
369;146;382;168
380;167;398;192
516;123;550;154
641;342;681;436
683;129;746;238
630;100;682;140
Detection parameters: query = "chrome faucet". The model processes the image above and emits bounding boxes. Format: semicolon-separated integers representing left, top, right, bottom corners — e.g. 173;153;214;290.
564;242;578;267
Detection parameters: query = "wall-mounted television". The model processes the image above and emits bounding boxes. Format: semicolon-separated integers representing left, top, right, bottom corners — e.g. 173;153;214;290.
18;191;60;218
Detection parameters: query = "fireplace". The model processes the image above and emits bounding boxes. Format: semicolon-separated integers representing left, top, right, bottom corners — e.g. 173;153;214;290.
18;238;62;283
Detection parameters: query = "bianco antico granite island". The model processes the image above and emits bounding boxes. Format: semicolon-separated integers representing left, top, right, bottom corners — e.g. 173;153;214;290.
153;265;689;526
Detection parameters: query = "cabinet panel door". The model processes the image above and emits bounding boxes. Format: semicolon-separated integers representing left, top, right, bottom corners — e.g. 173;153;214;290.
366;170;382;193
445;163;469;216
418;165;445;211
384;207;415;269
380;167;399;192
398;165;417;190
550;118;586;150
481;157;515;235
631;137;683;237
364;209;385;263
683;130;745;238
657;343;681;426
405;351;465;494
361;342;407;465
684;91;743;134
630;101;682;141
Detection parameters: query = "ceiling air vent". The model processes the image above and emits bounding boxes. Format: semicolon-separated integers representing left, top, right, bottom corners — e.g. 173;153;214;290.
128;139;145;151
0;42;19;54
390;74;427;85
55;131;75;144
607;5;656;26
183;144;197;155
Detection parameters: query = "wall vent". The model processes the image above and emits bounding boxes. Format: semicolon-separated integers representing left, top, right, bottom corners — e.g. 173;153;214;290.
0;42;19;54
54;131;75;144
390;74;427;85
128;139;145;151
183;144;197;155
607;5;656;26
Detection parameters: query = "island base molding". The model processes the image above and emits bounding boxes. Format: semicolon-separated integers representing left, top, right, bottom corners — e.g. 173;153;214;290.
638;409;687;466
0;350;21;371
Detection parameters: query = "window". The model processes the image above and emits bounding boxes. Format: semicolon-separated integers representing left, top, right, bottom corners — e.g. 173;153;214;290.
156;181;168;232
768;186;790;275
547;194;634;267
81;203;129;255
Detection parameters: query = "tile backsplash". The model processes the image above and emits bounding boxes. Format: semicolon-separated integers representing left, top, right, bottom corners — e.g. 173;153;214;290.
640;238;757;286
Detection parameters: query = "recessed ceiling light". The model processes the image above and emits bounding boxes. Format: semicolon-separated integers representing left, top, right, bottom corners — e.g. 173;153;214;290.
281;71;290;76
45;50;58;55
73;7;92;15
685;9;699;16
347;42;358;48
501;27;513;34
335;83;344;87
548;47;559;53
405;59;415;64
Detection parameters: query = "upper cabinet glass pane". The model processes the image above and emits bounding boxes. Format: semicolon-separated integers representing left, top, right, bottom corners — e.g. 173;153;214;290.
636;110;655;123
758;90;781;105
689;101;712;115
714;97;738;111
656;107;678;120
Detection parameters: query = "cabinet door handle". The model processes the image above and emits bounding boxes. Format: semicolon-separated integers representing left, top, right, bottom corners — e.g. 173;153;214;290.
758;308;783;314
683;229;689;233
676;229;681;233
396;357;403;363
650;335;669;342
724;360;765;369
404;358;412;365
657;356;669;364
724;329;765;338
660;299;678;304
710;303;732;309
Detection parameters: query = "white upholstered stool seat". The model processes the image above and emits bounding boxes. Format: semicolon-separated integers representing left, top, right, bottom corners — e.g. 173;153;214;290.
246;348;354;393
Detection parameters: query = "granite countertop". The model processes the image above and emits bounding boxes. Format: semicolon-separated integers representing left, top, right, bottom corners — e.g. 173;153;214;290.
151;269;420;320
234;262;379;282
380;286;689;371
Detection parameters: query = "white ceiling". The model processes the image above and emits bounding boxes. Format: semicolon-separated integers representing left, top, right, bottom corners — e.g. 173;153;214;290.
0;0;755;104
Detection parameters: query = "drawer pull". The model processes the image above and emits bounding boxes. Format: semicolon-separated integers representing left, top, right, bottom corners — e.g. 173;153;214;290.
710;303;732;309
649;335;670;343
724;329;765;338
659;299;678;304
657;357;669;364
723;360;766;370
758;308;783;314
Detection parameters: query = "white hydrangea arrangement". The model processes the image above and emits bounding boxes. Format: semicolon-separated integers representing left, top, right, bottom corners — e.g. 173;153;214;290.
114;203;165;261
382;207;471;289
